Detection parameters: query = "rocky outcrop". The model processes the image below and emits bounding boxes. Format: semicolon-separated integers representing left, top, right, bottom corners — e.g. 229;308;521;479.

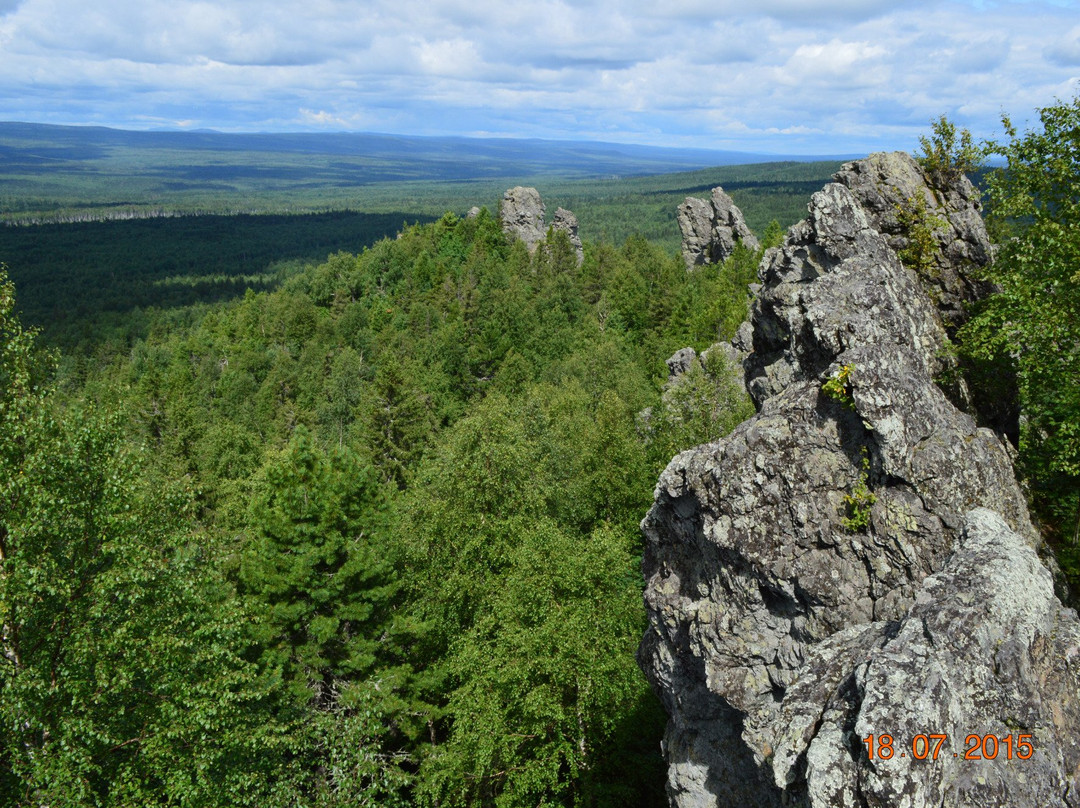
638;156;1080;807
666;347;700;382
831;152;1017;443
499;187;584;264
551;207;585;265
678;187;760;270
500;186;546;253
832;151;994;335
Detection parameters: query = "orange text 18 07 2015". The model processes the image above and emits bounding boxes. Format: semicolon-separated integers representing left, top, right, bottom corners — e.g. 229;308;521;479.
861;733;1035;761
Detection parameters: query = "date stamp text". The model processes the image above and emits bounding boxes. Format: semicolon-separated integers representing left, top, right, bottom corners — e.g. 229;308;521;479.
862;733;1035;761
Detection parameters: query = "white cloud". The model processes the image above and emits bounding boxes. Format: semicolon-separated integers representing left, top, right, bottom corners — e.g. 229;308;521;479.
1049;25;1080;65
0;0;1078;152
778;40;891;88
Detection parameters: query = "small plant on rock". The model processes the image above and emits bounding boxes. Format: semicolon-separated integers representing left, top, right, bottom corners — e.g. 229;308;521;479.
895;194;947;274
917;115;983;181
822;364;856;409
842;448;877;533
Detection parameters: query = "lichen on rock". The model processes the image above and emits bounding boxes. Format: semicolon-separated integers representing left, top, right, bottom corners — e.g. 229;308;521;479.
638;154;1080;808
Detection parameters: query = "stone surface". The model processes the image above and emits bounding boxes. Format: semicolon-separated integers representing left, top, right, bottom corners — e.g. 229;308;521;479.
551;206;585;265
832;151;994;335
743;182;950;408
678;187;760;270
666;347;699;382
499;188;584;265
499;186;546;253
638;154;1080;808
832;151;1020;442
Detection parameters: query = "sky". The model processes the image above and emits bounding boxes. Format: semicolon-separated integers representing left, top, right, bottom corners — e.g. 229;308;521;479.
0;0;1078;155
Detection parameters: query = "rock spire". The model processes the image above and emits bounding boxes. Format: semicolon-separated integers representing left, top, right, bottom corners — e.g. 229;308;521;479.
499;186;584;265
677;187;760;270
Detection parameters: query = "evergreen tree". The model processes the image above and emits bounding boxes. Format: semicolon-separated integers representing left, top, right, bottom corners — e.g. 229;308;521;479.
239;426;420;801
240;426;402;697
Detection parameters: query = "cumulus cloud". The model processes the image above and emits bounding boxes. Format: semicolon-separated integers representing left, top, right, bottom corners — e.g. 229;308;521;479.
1049;25;1080;65
0;0;1078;153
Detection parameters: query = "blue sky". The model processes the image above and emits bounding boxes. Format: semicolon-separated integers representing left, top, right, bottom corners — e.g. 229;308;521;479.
1;0;1077;155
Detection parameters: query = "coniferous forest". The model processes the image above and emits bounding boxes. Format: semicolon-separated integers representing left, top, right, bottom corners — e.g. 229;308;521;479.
2;97;1079;806
1;203;764;806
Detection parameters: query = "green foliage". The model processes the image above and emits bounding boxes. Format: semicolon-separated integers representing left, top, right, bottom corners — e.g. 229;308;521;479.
3;190;772;805
0;268;288;806
894;194;948;273
238;426;425;806
958;96;1080;585
841;449;876;533
405;379;664;808
761;219;786;249
822;363;856;409
0;212;425;355
275;704;413;808
425;522;647;808
648;349;755;464
240;427;393;690
917;114;983;181
359;361;438;490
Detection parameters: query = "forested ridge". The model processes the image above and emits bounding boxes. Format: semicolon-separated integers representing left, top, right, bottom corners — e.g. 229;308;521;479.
1;98;1078;806
1;203;762;806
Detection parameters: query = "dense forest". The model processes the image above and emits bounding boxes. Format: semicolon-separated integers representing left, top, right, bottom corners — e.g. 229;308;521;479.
0;122;844;233
0;210;435;357
1;97;1078;806
1;204;764;806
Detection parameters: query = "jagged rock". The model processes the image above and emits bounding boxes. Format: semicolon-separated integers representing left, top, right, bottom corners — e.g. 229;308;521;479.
678;187;760;270
638;155;1080;808
500;186;546;253
832;151;1017;443
551;207;585;265
710;187;760;255
677;197;715;269
498;188;584;265
666;348;699;382
732;320;752;354
466;206;481;219
743;182;951;408
832;151;994;335
740;509;1080;808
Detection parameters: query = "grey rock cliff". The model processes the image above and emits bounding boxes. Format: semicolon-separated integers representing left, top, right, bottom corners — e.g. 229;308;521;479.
638;155;1080;808
678;187;760;270
832;151;994;335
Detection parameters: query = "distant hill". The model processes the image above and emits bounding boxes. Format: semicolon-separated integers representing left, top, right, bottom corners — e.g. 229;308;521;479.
0;121;853;180
0;122;857;225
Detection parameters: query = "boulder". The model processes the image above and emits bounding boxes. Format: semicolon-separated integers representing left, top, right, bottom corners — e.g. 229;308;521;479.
665;347;699;382
638;155;1080;808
